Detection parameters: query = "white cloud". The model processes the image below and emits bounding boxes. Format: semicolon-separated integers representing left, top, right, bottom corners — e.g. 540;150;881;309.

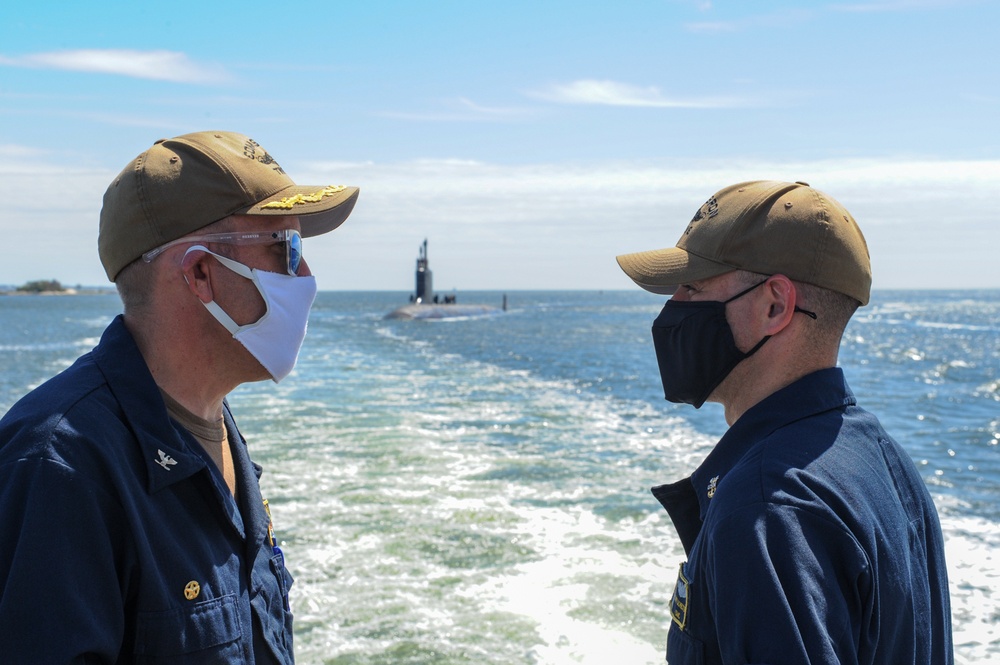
0;144;48;158
0;49;228;84
1;152;998;290
378;97;535;122
294;156;1000;291
454;97;531;117
527;80;743;108
684;7;816;33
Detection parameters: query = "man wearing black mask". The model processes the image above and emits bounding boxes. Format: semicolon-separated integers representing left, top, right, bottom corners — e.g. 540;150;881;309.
617;181;952;664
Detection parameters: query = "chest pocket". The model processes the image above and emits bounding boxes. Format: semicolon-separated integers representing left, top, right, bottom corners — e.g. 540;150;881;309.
251;551;295;662
134;594;243;663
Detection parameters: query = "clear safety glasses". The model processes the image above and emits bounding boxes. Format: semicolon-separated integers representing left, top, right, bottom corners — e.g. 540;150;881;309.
142;229;303;276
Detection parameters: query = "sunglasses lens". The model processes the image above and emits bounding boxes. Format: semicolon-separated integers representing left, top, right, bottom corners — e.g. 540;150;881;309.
288;231;302;275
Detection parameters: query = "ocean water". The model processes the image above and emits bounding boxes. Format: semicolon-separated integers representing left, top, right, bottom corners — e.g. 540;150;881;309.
1;289;997;664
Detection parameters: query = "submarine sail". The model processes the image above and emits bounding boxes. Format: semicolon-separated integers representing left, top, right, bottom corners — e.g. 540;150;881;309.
386;239;504;320
415;239;432;304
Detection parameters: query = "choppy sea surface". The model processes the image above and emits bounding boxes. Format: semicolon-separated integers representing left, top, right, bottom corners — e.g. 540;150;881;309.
1;289;997;664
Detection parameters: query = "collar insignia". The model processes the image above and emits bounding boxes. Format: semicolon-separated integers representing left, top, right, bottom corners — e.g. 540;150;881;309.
155;449;178;471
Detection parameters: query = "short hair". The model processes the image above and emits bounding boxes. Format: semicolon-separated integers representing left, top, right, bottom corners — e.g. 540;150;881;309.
114;257;154;315
735;270;860;343
113;216;242;314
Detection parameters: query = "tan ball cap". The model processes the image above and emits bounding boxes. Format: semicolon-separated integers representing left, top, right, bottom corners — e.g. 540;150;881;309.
616;180;871;305
99;131;360;281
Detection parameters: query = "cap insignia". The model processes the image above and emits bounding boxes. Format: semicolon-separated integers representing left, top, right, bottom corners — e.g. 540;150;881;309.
243;138;286;174
261;185;347;210
686;195;718;234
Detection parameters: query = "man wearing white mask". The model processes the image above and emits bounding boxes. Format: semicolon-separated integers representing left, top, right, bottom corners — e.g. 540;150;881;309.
0;131;359;663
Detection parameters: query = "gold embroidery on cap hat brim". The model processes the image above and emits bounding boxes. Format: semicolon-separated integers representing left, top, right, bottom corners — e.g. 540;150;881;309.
261;185;347;210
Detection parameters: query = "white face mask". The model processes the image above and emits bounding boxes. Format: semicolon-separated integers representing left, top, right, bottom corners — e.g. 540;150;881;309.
184;245;318;382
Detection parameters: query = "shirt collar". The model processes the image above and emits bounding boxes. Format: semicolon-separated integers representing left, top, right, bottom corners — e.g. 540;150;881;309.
92;316;207;493
689;367;856;520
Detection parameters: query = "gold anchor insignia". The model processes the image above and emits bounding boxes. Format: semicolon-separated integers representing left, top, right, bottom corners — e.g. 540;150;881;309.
706;475;719;499
183;580;201;600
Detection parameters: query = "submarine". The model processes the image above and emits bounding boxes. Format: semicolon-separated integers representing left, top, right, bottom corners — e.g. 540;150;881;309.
385;239;505;320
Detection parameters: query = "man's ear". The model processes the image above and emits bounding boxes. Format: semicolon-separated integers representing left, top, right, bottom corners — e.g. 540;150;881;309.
181;249;215;304
762;274;797;335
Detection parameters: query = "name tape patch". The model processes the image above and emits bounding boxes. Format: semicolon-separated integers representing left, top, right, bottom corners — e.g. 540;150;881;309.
670;563;691;631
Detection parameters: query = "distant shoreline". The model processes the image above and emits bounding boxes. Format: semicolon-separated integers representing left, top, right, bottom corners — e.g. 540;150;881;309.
0;288;116;296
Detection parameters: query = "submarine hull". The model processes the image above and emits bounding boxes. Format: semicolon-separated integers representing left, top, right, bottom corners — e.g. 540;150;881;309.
385;304;501;320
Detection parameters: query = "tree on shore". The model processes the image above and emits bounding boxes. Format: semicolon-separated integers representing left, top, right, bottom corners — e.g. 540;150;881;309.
16;279;65;293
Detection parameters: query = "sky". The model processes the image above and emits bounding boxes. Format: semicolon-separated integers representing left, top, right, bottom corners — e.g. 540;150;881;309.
1;0;998;292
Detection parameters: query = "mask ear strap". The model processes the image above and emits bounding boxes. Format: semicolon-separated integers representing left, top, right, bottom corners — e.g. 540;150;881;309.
183;245;258;335
203;300;241;335
187;245;255;280
724;279;767;303
727;277;818;319
738;296;817;359
794;306;818;319
743;334;770;358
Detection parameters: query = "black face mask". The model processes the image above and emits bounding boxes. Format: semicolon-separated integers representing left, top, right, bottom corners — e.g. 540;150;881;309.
651;281;772;408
